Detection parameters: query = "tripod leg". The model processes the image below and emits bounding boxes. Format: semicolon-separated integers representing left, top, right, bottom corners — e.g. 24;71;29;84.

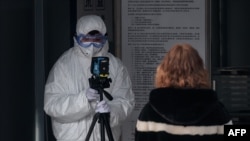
99;114;106;141
103;113;114;141
85;113;100;141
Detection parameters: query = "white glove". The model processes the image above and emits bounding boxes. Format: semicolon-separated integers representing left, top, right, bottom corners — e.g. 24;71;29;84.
86;88;100;102
95;100;110;113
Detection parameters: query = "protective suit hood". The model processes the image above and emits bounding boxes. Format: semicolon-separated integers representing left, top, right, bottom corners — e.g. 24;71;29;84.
74;15;108;57
76;15;106;35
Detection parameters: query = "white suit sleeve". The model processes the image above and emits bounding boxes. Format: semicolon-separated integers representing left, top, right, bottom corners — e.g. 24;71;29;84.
44;61;95;123
108;61;135;127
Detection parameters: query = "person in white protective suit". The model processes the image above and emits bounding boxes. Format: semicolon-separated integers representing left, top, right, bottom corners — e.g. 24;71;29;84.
44;15;135;141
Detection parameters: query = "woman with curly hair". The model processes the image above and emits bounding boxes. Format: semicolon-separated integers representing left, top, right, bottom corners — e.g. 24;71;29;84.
135;43;232;141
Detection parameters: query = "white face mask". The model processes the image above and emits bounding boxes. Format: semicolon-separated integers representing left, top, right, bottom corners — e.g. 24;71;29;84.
80;45;102;57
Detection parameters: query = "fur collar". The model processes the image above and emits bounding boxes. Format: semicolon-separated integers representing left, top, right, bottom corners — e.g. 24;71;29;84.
149;88;219;124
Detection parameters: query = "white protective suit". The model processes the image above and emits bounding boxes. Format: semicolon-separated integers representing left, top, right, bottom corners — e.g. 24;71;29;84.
44;15;135;141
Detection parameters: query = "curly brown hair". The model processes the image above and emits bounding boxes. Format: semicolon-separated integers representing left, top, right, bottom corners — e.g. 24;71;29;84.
154;43;211;88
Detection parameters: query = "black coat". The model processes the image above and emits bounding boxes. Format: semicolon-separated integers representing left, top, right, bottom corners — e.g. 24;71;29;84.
135;88;232;141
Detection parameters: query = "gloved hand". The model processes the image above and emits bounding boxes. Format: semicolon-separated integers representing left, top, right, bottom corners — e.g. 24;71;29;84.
86;88;100;102
95;100;110;113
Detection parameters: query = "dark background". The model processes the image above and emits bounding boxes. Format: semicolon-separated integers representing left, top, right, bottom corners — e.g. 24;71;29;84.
1;0;250;141
0;0;75;141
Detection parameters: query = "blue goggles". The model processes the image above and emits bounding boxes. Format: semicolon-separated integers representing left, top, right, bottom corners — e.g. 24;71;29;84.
76;34;108;48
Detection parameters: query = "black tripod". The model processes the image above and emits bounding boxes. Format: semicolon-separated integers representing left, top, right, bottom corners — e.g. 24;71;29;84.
85;77;114;141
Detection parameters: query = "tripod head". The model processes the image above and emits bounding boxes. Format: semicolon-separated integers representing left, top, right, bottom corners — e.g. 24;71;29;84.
88;57;113;101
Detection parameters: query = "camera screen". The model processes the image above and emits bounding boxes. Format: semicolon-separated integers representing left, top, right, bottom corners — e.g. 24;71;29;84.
91;57;109;77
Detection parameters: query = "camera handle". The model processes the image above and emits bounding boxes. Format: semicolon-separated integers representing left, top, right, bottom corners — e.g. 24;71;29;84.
103;90;113;101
